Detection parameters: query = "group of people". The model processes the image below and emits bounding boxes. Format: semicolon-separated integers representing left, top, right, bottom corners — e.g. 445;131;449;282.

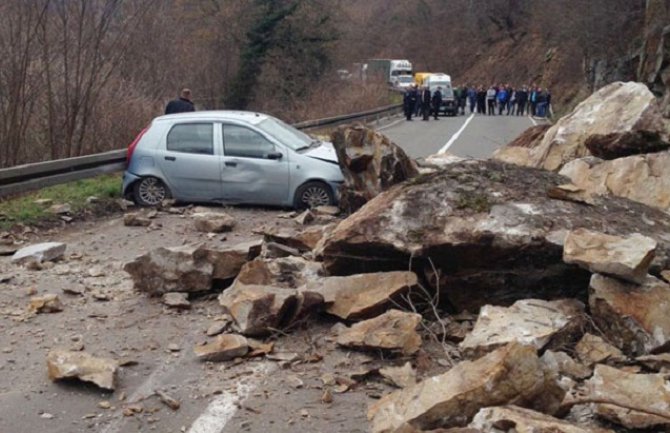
403;86;444;121
403;83;552;121
457;84;552;118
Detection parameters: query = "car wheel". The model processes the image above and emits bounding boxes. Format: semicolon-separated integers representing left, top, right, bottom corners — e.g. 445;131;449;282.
132;177;170;206
294;181;333;209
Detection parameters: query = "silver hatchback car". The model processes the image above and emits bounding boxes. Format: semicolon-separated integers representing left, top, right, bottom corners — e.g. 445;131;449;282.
123;111;344;208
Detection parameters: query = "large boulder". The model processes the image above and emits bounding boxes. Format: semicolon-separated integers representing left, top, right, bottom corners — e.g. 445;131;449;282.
492;124;551;166
235;256;323;289
589;274;670;356
317;160;670;312
563;228;657;284
367;343;564;433
560;151;670;212
460;299;585;357
494;82;670;171
331;124;419;212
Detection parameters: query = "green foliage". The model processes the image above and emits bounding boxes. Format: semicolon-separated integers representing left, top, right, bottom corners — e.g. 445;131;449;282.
0;174;121;229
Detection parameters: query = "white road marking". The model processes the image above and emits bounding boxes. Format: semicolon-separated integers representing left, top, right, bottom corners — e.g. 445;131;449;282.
438;113;475;154
528;115;538;126
376;118;405;131
187;362;274;433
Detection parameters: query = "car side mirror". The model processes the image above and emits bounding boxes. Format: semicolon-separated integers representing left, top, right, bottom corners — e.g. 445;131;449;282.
266;151;283;160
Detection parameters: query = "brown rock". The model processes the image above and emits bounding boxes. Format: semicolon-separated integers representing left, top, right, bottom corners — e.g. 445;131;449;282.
196;240;262;280
560;151;670;212
193;212;235;233
547;183;596;205
123;213;152;227
309;271;417;320
124;245;213;295
47;350;118;390
635;352;670;371
379;362;417;388
218;283;300;336
162;292;190;309
263;224;335;252
337;310;422;355
460;299;585;357
48;203;71;215
575;333;625;366
587;364;670;429
367;343;564;433
470;406;613;433
590;274;670;355
492;124;551;165
494;82;670;172
331;124;419;212
314;205;340;216
29;294;63;313
541;351;592;380
563;229;656;284
235;257;323;289
293;210;315;225
194;334;249;361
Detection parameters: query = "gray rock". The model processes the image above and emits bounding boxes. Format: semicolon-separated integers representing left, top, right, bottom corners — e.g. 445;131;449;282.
12;242;66;265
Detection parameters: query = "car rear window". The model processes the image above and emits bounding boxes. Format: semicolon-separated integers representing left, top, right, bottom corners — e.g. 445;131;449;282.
167;123;214;155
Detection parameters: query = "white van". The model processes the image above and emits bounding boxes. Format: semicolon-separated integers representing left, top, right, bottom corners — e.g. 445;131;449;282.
425;73;456;116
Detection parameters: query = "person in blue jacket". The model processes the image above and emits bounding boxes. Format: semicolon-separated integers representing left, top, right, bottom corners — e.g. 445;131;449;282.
496;86;508;115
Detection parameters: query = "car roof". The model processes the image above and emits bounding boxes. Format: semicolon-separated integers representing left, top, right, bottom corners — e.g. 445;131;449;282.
154;110;270;125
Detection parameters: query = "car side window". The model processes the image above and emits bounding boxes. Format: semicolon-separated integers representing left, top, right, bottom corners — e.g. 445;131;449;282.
166;123;214;155
223;124;275;159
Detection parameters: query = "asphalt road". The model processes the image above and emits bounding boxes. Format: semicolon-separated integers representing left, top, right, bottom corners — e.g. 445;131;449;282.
378;111;543;159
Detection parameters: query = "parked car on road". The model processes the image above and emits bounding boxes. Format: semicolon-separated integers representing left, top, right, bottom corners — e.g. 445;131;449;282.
123;111;344;209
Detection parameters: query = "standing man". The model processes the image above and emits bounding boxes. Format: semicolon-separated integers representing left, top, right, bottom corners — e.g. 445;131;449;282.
421;86;432;121
486;85;497;116
432;86;443;120
165;88;195;114
467;85;477;114
403;87;415;121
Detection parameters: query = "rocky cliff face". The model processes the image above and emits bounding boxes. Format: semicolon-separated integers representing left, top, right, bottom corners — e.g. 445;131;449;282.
638;0;670;116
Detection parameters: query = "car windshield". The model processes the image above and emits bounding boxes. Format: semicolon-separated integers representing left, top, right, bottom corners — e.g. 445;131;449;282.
257;118;313;151
397;76;414;83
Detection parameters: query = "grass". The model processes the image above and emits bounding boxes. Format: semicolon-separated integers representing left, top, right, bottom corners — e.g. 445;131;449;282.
0;173;122;230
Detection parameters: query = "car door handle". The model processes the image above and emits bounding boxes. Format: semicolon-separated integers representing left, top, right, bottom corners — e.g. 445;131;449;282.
225;161;237;167
164;156;176;161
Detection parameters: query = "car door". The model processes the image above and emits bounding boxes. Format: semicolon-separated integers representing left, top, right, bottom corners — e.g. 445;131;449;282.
220;123;290;205
158;122;223;201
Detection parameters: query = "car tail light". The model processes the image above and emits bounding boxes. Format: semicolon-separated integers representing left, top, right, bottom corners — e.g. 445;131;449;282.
126;127;148;166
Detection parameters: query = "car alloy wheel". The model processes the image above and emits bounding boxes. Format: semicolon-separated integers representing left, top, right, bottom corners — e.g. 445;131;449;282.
297;181;333;209
135;177;168;206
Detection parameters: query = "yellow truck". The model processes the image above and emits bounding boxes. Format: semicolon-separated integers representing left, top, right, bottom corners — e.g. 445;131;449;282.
414;72;432;86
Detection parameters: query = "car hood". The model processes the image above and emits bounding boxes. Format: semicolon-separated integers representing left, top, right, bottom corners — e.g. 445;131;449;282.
303;141;339;164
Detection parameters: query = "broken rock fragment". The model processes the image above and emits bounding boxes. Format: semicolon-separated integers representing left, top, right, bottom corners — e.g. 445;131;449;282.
12;242;66;265
196;240;261;280
589;274;670;355
379;362;417;388
460;299;585;357
470;405;613;433
263;224;334;252
162;292;190;309
29;294;64;313
235;256;323;289
124;245;213;295
47;350;118;390
563;228;656;284
337;310;422;355
367;343;564;433
309;271;417;320
194;334;249;362
218;283;300;336
193;212;236;233
574;333;625;366
587;364;670;429
123;213;152;227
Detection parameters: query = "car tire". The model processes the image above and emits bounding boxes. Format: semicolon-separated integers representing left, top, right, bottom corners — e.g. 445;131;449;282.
294;181;334;209
132;176;170;207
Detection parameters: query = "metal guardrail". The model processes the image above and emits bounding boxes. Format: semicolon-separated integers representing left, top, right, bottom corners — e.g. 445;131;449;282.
0;104;402;199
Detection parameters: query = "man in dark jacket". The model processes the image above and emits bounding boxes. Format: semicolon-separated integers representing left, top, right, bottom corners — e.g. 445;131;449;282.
403;87;417;121
165;88;195;114
432;87;443;120
421;87;432;121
